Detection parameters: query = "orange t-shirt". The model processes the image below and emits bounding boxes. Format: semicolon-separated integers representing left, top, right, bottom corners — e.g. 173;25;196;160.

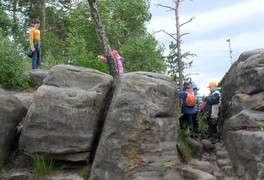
29;28;41;50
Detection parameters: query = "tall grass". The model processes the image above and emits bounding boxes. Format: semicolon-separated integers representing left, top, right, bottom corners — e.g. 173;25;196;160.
33;154;54;178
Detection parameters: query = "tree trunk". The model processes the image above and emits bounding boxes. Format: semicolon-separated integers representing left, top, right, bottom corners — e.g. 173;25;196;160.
87;0;119;78
42;0;46;33
175;0;183;90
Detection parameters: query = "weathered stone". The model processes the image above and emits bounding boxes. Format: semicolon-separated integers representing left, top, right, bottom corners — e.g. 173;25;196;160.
201;139;215;152
220;49;264;179
19;65;113;161
224;130;264;180
29;69;49;86
89;72;179;180
220;49;264;119
181;166;217;180
191;159;215;174
187;138;203;159
0;88;27;159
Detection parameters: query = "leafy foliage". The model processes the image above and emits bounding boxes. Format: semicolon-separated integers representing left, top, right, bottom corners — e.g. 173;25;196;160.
65;0;166;74
177;129;192;162
1;0;167;83
81;166;90;180
166;41;196;82
197;112;209;140
0;34;30;89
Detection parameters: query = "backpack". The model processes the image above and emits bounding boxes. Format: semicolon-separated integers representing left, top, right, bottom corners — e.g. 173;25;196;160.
26;46;33;58
186;91;197;107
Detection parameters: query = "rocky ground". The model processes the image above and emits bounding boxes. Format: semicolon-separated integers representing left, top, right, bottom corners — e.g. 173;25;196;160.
3;90;243;180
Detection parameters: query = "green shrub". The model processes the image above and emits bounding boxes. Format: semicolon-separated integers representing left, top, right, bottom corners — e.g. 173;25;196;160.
33;154;54;178
177;129;192;162
0;159;5;177
81;166;90;180
0;35;30;89
197;112;208;140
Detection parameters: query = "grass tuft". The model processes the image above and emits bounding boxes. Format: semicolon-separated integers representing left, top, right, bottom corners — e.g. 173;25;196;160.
33;154;54;178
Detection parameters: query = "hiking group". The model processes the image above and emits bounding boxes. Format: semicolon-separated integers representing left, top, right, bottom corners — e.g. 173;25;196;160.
178;81;221;144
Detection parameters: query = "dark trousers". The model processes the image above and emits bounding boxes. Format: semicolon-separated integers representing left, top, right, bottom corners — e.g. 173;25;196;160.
32;43;41;69
207;118;219;139
192;113;199;133
179;114;194;136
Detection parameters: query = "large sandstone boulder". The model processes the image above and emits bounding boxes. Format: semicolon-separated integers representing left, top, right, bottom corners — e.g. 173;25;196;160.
221;49;264;179
19;65;113;161
89;72;180;180
0;88;27;159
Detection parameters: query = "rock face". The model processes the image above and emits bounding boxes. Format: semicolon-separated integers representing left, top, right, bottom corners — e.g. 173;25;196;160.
1;49;264;179
89;72;180;180
220;49;264;179
19;65;113;161
0;88;27;159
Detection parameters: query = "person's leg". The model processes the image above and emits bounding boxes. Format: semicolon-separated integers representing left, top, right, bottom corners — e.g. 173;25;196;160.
207;118;213;139
187;114;194;138
211;119;220;144
32;43;39;69
32;50;37;69
193;113;199;133
36;50;41;69
179;114;187;130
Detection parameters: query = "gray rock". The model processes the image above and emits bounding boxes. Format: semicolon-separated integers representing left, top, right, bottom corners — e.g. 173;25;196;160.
187;138;203;159
181;166;217;180
0;88;27;159
220;49;264;179
3;171;33;180
89;72;179;180
19;65;113;161
201;139;214;152
191;159;215;174
29;69;49;86
224;130;264;180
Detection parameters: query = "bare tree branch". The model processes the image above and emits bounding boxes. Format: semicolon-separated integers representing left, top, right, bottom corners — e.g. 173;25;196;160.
155;30;177;41
180;32;190;38
157;4;175;11
180;17;195;28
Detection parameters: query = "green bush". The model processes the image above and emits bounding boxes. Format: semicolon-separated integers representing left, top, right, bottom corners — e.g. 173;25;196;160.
0;159;5;177
33;154;54;178
0;35;30;89
81;166;90;180
197;112;209;140
177;129;192;162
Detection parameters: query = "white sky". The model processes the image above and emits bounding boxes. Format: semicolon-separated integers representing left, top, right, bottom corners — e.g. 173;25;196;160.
147;0;264;96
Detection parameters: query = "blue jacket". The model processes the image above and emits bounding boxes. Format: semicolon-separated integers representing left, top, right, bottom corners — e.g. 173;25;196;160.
204;88;221;118
178;90;196;115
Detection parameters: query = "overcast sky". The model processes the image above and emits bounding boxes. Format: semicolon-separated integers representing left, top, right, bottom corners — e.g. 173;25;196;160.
147;0;264;95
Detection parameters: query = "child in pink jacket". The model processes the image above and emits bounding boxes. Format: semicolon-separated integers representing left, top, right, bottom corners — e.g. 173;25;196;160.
98;50;124;75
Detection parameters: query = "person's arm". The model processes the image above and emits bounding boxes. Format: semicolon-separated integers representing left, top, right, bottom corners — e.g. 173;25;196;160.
98;55;107;63
205;92;220;105
178;91;186;99
29;29;35;51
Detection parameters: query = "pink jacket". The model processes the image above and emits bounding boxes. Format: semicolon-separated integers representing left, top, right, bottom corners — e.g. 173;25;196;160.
98;50;124;75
